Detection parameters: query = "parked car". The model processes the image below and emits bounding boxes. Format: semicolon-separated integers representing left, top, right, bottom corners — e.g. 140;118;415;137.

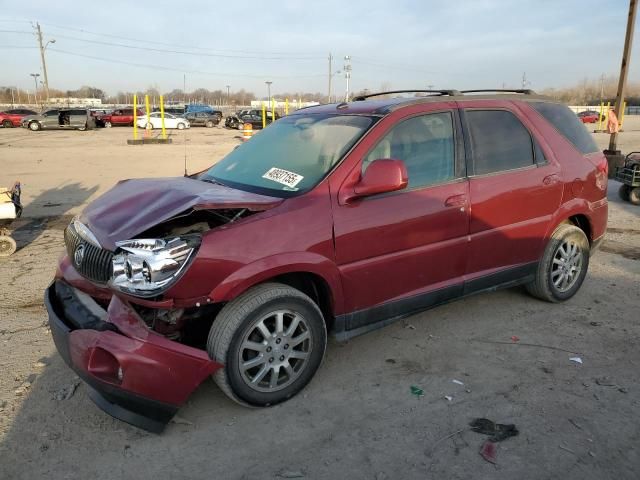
225;109;279;129
21;109;96;131
100;108;144;127
185;104;223;122
577;110;605;124
185;111;220;127
46;89;608;432
0;108;38;128
136;112;190;130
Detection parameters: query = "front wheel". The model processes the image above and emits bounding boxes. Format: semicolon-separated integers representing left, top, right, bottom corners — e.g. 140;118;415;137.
2;120;12;128
619;184;631;201
78;123;87;131
205;120;214;128
145;122;153;130
177;122;185;130
629;187;640;205
526;224;590;302
28;121;40;131
207;283;327;407
0;235;17;257
104;121;112;128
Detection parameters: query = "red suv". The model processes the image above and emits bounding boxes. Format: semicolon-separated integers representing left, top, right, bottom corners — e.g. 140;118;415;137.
0;108;38;128
100;108;144;127
46;89;608;432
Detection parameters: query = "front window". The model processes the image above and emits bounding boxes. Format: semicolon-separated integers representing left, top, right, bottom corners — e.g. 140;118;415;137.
202;114;377;196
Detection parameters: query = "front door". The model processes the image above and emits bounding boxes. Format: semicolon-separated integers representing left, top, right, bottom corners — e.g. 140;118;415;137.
332;105;469;331
460;101;563;290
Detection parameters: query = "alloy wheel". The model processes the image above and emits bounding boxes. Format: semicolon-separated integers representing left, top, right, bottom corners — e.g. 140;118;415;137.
237;309;312;393
551;239;583;292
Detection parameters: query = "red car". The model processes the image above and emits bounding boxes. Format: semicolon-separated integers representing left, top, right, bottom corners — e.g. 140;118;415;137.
99;108;144;127
577;110;605;124
0;108;38;128
46;89;608;432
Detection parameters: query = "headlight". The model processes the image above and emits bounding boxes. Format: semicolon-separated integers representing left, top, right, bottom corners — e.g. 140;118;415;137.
110;235;200;297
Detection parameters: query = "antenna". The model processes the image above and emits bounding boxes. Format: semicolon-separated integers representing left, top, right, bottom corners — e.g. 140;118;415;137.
183;73;188;177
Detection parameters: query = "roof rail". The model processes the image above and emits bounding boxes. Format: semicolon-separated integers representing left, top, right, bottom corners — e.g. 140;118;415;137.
352;89;461;101
460;89;536;95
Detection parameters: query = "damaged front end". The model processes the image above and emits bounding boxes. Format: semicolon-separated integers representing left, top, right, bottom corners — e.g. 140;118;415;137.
46;177;282;431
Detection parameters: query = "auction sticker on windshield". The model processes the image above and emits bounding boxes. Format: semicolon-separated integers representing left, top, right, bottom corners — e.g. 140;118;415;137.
262;167;304;188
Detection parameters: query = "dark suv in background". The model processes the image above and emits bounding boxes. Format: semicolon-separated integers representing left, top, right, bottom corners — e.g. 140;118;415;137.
46;89;608;432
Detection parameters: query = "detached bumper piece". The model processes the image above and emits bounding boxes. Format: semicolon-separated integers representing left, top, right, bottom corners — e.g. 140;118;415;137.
45;281;221;433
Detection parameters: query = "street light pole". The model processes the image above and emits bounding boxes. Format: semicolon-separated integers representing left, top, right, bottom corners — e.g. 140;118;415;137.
265;81;272;105
30;73;40;106
226;85;230;105
343;55;351;102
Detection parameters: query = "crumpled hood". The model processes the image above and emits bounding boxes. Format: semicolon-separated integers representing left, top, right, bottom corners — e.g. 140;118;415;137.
80;177;282;250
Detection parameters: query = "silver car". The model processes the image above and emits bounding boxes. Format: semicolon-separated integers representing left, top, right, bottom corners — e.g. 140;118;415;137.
21;109;96;131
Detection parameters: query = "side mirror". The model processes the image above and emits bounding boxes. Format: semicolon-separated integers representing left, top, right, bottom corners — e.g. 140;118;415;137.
342;159;408;203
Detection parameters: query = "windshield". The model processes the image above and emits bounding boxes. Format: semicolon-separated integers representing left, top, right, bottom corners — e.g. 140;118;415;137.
202;114;376;196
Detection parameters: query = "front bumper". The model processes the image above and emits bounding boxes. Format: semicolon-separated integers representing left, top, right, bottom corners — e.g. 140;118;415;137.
45;280;222;432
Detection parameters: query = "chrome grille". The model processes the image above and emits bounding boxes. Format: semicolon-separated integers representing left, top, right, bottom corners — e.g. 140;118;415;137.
64;223;113;283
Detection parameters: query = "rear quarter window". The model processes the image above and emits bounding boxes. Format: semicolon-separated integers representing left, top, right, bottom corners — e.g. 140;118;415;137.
530;102;598;155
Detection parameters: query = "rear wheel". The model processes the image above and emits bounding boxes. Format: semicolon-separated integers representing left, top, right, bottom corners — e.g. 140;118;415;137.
104;121;112;128
207;283;327;406
2;120;12;128
629;187;640;205
0;235;17;257
28;121;40;131
78;123;87;131
618;184;631;201
526;224;590;302
205;120;214;128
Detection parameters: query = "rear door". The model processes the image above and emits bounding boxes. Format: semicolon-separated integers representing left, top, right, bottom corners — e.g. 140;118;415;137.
459;100;562;290
332;104;469;324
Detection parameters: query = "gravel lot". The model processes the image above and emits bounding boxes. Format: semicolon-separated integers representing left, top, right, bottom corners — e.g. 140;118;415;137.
1;119;639;480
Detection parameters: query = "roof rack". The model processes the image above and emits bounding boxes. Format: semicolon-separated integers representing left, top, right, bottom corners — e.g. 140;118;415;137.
460;89;536;95
352;89;461;101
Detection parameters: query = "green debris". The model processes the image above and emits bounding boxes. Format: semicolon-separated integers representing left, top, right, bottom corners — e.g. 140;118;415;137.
410;385;424;397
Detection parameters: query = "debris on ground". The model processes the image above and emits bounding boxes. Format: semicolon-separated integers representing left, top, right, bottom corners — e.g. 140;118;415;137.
444;395;453;402
479;440;497;464
53;380;81;401
469;418;519;442
452;379;464;386
569;357;583;365
276;470;305;478
171;415;194;426
511;335;520;342
410;385;424;397
595;377;615;386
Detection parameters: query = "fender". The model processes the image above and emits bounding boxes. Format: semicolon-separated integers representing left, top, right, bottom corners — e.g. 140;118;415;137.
208;252;345;314
544;197;601;243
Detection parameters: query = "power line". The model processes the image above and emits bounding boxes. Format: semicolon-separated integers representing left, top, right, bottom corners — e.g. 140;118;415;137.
46;48;326;79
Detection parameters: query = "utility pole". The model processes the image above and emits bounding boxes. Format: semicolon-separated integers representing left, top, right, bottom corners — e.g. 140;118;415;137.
226;85;230;105
599;73;605;105
265;81;272;105
344;55;352;102
328;53;333;103
607;0;637;154
521;72;528;89
35;23;54;102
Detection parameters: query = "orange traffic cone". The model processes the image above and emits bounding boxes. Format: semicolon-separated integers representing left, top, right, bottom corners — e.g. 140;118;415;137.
242;123;253;141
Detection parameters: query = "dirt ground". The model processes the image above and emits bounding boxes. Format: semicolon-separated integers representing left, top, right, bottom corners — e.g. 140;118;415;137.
0;118;639;480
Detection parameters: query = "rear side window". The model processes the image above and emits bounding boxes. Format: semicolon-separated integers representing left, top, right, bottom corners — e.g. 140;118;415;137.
531;102;598;154
466;110;534;175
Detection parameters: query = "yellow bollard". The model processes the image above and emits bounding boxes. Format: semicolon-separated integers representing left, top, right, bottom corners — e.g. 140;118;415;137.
271;98;276;125
133;94;138;140
145;95;151;136
262;103;266;129
285;98;289;116
159;95;167;139
597;101;604;131
620;101;627;129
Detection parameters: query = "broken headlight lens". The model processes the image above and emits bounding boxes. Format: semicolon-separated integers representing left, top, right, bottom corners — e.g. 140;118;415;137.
110;235;200;297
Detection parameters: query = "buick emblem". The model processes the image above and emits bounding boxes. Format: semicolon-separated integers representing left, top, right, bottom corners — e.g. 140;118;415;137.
74;244;86;267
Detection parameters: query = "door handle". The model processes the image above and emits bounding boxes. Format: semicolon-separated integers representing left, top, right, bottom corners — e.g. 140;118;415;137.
445;194;466;207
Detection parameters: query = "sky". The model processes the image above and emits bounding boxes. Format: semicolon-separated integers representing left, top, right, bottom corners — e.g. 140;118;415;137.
0;0;638;98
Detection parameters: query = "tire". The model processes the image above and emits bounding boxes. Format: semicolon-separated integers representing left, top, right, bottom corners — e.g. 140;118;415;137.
28;121;40;131
0;235;17;257
2;120;13;128
177;123;185;130
526;224;590;303
629;187;640;205
205;120;214;128
104;121;112;128
207;282;327;407
618;184;631;202
78;123;87;131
